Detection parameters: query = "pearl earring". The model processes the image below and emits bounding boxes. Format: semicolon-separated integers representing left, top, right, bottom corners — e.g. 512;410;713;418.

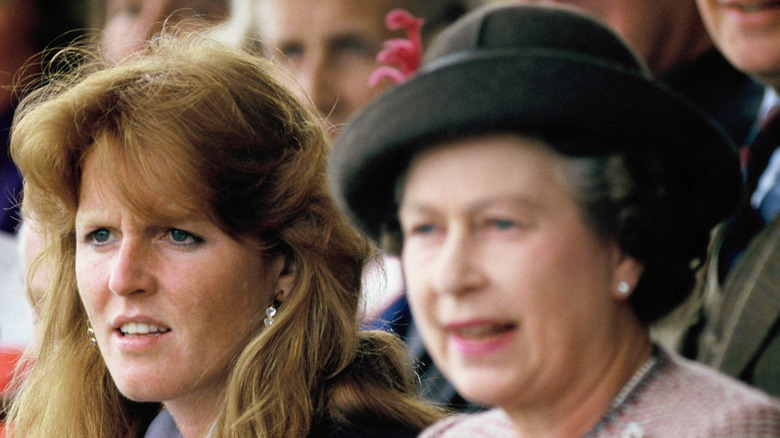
617;281;631;296
264;294;282;326
87;322;97;347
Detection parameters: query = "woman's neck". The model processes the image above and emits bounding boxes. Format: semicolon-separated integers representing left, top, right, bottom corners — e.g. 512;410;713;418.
506;311;654;438
165;393;221;438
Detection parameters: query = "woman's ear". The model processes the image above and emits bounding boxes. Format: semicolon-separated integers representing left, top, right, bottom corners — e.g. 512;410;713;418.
612;252;644;301
275;256;297;302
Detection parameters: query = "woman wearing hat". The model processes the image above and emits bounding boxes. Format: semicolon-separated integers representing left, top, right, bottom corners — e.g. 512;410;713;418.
330;4;780;437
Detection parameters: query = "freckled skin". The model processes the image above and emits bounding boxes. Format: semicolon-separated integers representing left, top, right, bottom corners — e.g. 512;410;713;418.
74;146;290;432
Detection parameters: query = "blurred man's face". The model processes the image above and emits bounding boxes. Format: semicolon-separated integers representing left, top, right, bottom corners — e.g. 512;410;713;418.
257;0;398;136
696;0;780;88
102;0;230;63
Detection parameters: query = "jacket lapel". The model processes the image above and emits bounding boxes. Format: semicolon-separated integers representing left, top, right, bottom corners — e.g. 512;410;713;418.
712;216;780;376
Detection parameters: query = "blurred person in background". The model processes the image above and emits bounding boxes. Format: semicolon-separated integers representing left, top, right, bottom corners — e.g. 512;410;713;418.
87;0;254;63
684;0;780;398
254;0;482;137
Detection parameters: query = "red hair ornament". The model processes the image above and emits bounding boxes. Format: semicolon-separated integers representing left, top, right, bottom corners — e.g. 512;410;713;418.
369;9;425;87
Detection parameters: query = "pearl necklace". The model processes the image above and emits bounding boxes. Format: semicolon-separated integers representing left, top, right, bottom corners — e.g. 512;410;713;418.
609;354;658;411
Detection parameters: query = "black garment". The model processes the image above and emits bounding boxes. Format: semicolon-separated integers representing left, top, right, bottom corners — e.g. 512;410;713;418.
660;48;763;145
0;107;22;234
308;417;420;438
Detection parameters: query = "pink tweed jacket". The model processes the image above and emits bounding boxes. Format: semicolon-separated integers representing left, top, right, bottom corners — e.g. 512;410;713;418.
420;348;780;437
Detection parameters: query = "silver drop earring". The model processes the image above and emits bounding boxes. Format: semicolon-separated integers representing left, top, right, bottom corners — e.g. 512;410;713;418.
264;294;282;326
617;281;631;296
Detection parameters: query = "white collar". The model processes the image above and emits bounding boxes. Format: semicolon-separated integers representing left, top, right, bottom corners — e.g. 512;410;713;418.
757;87;780;122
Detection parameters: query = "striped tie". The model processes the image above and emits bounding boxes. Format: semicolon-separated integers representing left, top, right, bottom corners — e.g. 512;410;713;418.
743;106;780;200
718;107;780;278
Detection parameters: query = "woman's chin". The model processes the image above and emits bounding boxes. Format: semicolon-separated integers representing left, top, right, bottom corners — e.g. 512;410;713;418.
110;374;170;403
450;373;520;410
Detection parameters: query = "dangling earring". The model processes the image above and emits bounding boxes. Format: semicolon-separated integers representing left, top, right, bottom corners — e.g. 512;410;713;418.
617;281;631;297
264;293;282;326
87;321;97;347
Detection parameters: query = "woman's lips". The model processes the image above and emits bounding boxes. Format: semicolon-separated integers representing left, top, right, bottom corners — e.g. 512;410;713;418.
119;322;171;336
451;322;514;338
112;326;171;354
110;316;172;353
446;321;516;357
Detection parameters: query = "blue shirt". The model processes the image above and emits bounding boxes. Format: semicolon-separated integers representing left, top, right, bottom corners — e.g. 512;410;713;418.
751;88;780;222
143;409;183;438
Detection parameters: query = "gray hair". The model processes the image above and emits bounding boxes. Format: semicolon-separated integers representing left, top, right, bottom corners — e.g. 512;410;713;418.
389;133;704;325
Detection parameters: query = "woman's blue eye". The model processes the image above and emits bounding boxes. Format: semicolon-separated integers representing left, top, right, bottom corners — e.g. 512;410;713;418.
492;219;515;229
170;229;191;242
411;224;438;235
90;229;111;243
168;228;202;245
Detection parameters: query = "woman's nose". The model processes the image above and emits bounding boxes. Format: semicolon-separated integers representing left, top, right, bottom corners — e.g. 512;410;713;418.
108;240;156;296
430;229;485;297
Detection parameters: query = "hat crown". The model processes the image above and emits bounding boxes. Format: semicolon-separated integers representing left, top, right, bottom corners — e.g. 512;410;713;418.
330;3;741;267
423;4;648;77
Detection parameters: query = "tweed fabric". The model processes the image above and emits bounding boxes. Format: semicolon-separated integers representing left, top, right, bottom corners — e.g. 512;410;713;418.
695;215;780;397
421;348;780;437
419;409;513;438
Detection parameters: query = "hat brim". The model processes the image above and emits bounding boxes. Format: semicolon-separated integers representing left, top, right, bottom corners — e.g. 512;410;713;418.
330;50;742;243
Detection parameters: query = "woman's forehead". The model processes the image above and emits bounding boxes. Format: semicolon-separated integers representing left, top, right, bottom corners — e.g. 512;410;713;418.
401;135;564;203
79;138;206;222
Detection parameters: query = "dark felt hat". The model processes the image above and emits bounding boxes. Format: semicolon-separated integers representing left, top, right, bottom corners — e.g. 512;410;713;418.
329;4;742;245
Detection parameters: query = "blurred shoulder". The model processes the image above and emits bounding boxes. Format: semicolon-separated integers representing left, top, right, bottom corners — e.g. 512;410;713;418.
658;350;778;406
419;409;512;438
